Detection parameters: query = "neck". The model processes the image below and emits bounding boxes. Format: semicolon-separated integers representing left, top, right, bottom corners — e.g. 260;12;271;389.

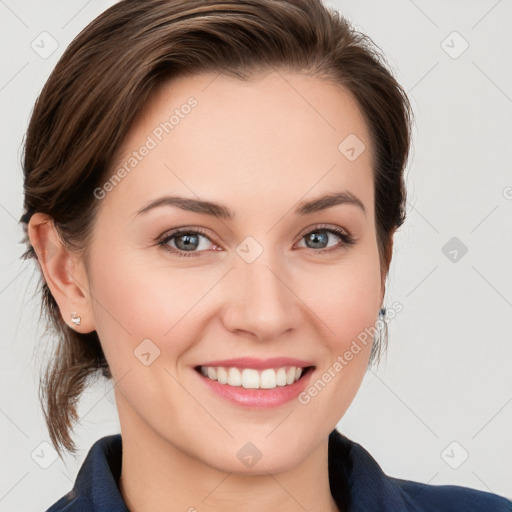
116;401;341;512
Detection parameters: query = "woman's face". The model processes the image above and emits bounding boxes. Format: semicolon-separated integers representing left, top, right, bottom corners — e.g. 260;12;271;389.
83;70;384;473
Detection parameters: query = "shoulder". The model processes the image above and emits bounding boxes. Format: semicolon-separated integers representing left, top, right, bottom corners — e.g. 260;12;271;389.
328;429;512;512
391;476;512;512
43;435;127;512
44;493;80;512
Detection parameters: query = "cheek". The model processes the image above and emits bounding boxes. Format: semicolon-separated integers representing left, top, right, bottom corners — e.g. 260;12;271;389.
291;245;382;426
302;245;382;350
87;248;218;368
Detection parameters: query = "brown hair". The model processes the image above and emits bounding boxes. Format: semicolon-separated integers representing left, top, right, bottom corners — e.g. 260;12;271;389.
20;0;412;458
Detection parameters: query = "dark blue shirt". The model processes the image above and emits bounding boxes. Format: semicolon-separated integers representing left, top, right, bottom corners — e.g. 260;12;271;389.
45;429;512;511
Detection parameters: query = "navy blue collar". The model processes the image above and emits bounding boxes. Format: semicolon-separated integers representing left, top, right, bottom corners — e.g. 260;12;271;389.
46;429;512;511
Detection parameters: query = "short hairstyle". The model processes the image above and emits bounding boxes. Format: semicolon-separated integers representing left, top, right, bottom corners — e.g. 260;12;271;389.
20;0;412;458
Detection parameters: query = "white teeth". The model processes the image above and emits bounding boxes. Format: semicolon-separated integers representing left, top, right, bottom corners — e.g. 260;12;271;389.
199;365;308;389
242;369;259;389
228;367;242;386
276;368;287;387
217;366;228;384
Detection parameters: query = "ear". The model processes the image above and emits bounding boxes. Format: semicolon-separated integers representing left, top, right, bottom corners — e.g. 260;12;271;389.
27;213;95;333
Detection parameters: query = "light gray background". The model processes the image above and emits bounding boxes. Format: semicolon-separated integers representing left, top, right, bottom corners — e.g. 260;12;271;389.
1;0;511;510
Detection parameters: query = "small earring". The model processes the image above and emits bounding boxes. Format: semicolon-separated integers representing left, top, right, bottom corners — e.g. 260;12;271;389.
70;312;81;326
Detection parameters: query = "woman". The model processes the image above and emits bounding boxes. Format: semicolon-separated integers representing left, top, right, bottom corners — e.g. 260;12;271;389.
19;0;511;510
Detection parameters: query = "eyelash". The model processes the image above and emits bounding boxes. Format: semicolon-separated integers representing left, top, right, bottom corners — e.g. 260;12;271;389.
157;224;355;258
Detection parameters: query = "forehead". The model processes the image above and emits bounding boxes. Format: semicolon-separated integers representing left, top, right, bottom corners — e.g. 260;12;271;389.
105;70;374;220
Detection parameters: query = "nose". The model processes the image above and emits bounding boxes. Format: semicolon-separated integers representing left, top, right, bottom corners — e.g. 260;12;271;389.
220;253;304;342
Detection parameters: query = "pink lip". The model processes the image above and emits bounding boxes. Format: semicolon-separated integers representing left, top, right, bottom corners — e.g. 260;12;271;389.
194;366;315;408
196;357;315;370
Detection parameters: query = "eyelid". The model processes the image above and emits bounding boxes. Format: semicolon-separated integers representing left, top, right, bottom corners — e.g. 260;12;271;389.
158;225;215;239
297;223;351;239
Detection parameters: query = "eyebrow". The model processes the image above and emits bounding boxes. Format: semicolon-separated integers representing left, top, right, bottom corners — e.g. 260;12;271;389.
135;190;366;219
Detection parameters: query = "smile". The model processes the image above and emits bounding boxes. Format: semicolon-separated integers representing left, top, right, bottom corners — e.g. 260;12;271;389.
194;364;316;408
196;365;314;389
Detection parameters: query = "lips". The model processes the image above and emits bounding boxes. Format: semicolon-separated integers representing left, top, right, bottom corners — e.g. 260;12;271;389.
194;362;316;408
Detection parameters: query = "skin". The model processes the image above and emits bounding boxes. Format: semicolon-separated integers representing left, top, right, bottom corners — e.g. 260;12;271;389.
29;70;392;512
